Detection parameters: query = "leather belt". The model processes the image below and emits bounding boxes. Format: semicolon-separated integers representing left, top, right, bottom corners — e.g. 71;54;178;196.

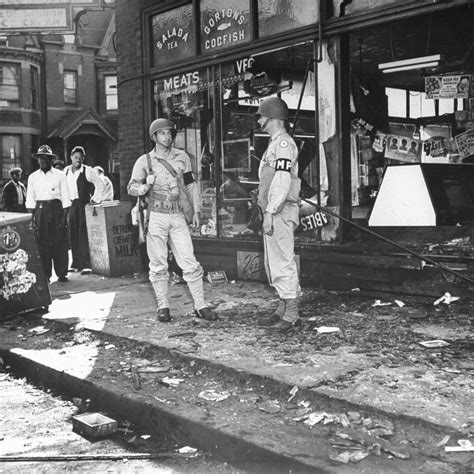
151;200;180;213
152;191;179;202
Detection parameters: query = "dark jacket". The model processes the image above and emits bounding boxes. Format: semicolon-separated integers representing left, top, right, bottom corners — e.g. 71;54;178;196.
1;179;26;212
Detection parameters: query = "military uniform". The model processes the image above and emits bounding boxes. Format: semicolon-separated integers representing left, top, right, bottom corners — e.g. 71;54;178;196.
127;147;206;311
258;130;301;320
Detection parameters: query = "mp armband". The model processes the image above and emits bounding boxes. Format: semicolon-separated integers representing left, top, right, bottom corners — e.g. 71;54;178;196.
183;171;195;185
275;158;292;172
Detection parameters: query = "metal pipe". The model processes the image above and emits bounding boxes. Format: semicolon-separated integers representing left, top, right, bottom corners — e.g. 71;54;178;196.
303;198;474;285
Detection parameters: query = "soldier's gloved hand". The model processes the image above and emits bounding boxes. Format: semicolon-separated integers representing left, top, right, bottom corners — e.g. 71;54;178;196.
146;174;155;186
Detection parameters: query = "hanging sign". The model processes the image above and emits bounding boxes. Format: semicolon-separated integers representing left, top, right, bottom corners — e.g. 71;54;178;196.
300;211;328;231
384;134;421;162
200;2;250;53
423;137;448;158
425;75;471;100
454;129;474;160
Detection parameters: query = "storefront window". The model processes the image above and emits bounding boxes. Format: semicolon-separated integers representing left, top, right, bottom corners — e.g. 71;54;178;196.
258;0;318;38
153;68;217;237
151;4;195;67
200;0;251;54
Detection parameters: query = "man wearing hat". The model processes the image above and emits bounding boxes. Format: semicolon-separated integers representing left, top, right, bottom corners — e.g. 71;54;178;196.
92;166;114;202
255;97;301;333
26;145;71;283
1;167;26;212
127;118;217;323
64;146;106;274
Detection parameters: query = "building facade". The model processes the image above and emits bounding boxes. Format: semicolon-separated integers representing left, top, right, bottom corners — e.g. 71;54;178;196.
0;5;118;195
115;0;473;294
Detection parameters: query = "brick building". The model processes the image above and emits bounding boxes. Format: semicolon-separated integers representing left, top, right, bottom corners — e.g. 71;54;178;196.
0;5;118;195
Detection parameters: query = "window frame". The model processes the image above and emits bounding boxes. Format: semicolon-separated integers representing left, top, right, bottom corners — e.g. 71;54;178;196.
63;70;78;105
0;62;21;108
104;74;118;112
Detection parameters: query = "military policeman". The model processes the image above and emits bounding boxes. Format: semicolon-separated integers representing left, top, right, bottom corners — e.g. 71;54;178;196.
127;118;217;323
256;97;301;333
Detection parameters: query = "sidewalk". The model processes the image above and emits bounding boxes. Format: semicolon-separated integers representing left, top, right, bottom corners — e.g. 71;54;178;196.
1;271;472;472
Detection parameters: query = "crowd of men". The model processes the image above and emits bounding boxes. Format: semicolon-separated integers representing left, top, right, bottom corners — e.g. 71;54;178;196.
1;145;114;283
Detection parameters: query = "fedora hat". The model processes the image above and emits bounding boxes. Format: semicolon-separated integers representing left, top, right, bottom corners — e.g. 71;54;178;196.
32;144;57;160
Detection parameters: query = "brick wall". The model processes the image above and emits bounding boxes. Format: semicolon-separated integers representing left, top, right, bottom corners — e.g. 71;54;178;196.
115;0;163;200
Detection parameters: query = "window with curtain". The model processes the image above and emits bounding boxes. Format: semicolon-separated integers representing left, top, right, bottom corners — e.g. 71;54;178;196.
105;75;117;111
64;70;77;105
0;63;20;108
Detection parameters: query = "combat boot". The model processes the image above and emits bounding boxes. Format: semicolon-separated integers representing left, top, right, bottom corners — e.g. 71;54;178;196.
259;298;285;326
151;280;171;322
268;298;300;333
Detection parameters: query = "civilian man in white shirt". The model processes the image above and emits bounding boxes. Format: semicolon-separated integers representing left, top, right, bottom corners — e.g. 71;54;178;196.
26;145;71;283
64;146;105;275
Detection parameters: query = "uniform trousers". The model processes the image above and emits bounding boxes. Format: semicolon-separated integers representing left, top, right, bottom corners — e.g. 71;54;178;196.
263;204;301;303
34;200;68;280
68;199;90;269
147;211;203;283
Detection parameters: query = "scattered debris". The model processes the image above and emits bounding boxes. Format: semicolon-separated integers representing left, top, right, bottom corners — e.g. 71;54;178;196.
436;435;451;447
167;331;197;339
130;364;141;390
371;300;392;307
433;292;460;306
304;413;325;427
288;386;298;403
394;300;405;307
177;446;198;455
160;377;184;388
351;288;360;292
315;326;340;334
330;450;370;464
445;439;474;452
258;400;281;414
419;340;450;348
198;389;230;402
207;270;228;284
104;343;116;350
140;434;151;440
214;301;239;311
28;326;50;335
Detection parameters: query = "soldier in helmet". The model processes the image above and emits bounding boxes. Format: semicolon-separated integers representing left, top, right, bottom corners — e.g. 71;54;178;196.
256;97;301;333
127;118;217;323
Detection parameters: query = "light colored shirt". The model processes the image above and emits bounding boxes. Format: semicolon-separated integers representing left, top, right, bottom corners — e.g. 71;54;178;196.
15;182;25;205
26;168;71;209
64;164;106;202
92;174;114;202
128;147;201;213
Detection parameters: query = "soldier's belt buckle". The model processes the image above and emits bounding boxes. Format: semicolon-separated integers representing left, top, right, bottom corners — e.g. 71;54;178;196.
163;200;171;210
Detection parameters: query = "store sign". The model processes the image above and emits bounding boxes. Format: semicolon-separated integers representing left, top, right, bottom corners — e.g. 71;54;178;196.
200;5;250;52
0;7;70;31
237;251;266;281
300;212;328;231
151;4;195;67
454;129;474;160
425;75;471;100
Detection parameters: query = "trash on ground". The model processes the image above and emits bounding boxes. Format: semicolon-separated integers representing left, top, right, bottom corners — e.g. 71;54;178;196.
214;301;239;311
351;287;360;292
315;326;340;334
433;292;460;306
178;446;198;454
445;439;474;452
130;364;141;390
168;331;197;339
206;270;228;284
330;450;370;464
258;400;281;414
140;434;151;440
28;326;50;335
394;300;405;307
304;413;325;426
436;435;451;447
288;385;298;402
160;377;184;387
71;412;117;439
137;362;170;373
371;300;392;307
419;340;450;348
198;389;230;402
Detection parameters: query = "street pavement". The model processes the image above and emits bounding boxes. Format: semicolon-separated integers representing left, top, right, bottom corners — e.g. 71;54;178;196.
1;271;472;472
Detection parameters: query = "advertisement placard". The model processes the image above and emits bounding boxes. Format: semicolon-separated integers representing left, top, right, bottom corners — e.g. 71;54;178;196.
425;75;471;99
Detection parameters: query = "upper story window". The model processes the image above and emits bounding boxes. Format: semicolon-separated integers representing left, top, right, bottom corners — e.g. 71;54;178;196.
0;63;20;108
105;75;117;111
64;70;77;105
30;66;39;110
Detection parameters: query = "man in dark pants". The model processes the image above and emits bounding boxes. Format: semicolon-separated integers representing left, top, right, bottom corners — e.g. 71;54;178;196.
26;145;71;283
1;167;27;212
64;146;105;274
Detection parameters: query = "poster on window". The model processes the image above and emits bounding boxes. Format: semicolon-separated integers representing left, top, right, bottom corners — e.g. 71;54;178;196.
425;75;471;99
384;135;421;162
454;129;474;160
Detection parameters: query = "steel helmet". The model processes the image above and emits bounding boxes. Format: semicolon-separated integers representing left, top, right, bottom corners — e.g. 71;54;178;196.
149;118;177;140
257;97;289;120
